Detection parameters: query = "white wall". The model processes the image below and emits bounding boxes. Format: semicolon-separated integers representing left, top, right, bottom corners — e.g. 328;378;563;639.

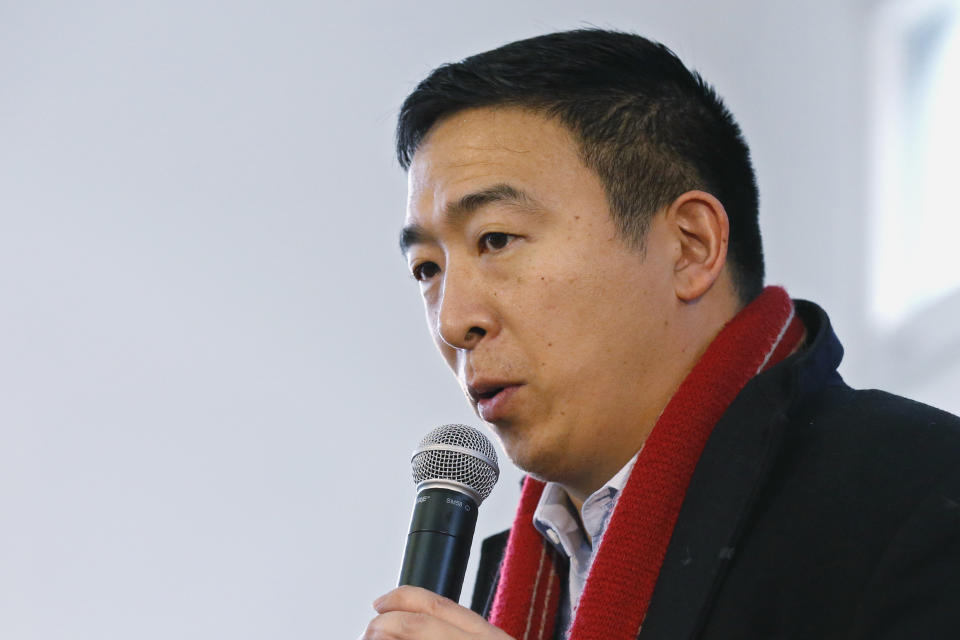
2;1;957;638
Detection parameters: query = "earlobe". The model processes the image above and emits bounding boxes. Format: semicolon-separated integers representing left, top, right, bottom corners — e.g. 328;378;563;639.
668;190;730;302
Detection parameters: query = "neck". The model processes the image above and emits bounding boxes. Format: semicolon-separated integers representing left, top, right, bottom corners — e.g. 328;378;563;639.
562;289;742;504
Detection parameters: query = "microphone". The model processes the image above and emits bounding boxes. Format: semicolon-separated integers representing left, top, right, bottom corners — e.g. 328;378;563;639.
398;424;500;601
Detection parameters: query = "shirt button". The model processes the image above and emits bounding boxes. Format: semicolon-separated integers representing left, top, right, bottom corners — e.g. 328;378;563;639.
545;528;561;546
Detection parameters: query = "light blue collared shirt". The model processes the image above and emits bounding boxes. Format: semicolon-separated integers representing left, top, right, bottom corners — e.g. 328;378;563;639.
532;452;639;635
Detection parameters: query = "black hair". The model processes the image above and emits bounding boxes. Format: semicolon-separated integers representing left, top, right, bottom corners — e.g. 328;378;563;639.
396;29;764;302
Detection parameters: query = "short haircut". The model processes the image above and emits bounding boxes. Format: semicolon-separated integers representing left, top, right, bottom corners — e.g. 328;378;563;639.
396;29;764;303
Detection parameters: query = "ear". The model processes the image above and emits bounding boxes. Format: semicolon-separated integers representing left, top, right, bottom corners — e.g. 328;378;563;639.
666;190;730;302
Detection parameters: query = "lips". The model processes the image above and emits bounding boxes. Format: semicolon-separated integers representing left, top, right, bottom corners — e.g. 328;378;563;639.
467;380;522;422
468;382;506;403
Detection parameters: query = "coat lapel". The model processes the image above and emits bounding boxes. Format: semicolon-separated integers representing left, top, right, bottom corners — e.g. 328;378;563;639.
640;301;842;640
638;380;790;639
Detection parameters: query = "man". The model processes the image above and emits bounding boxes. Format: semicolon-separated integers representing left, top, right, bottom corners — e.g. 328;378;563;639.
362;29;960;640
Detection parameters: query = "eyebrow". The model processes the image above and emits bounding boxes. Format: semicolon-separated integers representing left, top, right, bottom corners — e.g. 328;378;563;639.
399;183;537;256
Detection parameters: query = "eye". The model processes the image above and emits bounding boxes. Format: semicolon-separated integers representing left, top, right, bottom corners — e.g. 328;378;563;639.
411;261;440;282
479;232;514;252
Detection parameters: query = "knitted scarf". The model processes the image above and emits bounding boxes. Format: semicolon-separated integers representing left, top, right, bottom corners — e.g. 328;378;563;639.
488;286;805;640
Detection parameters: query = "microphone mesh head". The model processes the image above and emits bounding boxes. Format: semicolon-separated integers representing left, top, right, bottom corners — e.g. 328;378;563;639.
411;424;499;503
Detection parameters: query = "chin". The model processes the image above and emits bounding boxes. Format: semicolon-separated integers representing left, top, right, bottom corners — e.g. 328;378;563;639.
500;434;569;484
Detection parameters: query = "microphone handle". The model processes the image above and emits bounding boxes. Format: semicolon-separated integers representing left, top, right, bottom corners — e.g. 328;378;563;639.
398;487;479;601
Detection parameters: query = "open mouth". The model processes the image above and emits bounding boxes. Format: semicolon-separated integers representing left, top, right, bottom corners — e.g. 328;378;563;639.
471;384;521;422
467;381;516;405
476;387;504;401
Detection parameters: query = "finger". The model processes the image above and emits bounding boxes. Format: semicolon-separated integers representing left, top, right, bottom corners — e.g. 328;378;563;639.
363;610;469;640
372;585;503;635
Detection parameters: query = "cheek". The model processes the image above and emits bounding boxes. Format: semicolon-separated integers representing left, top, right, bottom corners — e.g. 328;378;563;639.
529;269;612;329
422;301;455;366
527;266;662;377
436;340;458;370
427;320;457;368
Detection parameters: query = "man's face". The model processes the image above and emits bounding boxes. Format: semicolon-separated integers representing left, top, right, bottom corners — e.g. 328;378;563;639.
402;107;680;491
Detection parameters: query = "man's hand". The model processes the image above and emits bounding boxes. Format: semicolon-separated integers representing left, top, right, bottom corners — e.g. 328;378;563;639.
361;585;516;639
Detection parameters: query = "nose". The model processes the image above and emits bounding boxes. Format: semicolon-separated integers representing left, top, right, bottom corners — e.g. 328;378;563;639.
434;262;497;351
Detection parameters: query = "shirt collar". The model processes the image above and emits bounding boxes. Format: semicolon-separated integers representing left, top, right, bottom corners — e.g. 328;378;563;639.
532;451;639;555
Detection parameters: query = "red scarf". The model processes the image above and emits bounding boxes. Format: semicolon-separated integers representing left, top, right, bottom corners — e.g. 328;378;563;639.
489;286;805;640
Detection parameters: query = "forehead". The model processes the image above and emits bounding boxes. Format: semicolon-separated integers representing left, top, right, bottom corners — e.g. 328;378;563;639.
405;107;590;219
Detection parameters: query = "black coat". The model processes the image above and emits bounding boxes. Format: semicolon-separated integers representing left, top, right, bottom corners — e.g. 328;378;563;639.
472;301;960;639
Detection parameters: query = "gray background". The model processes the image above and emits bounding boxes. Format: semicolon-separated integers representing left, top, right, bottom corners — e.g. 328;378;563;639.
2;1;958;638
